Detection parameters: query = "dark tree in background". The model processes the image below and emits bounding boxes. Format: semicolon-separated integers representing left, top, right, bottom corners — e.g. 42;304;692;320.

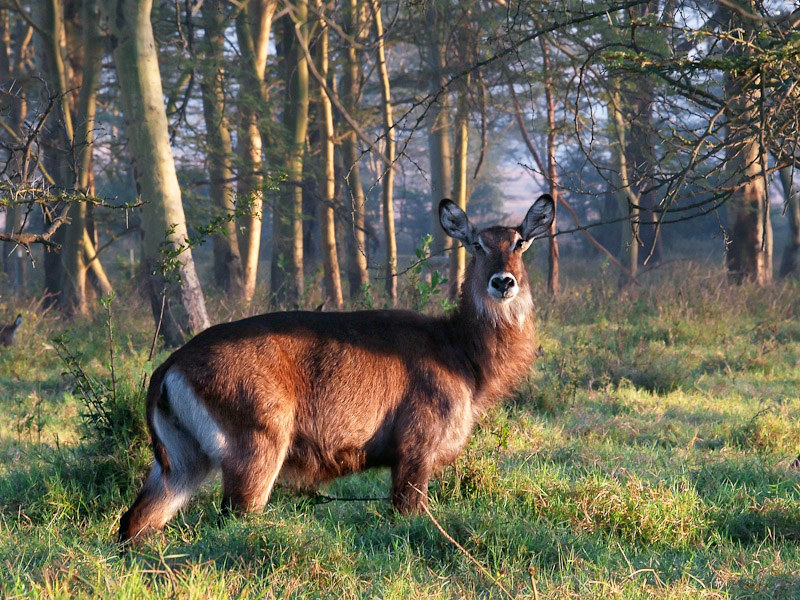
1;0;799;341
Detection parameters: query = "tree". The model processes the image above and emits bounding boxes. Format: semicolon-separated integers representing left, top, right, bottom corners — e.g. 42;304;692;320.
273;0;309;306
423;3;452;257
340;0;369;296
721;7;771;285
370;0;397;305
235;0;276;304
104;0;210;343
315;0;344;308
199;0;245;297
778;167;799;278
62;0;105;315
0;9;33;292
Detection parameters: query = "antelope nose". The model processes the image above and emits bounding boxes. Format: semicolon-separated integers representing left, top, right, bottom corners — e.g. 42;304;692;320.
490;274;517;295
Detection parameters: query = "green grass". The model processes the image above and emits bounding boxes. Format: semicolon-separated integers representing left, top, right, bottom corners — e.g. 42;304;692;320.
1;261;800;599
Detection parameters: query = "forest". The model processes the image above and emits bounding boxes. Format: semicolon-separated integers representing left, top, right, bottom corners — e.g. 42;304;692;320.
1;0;800;598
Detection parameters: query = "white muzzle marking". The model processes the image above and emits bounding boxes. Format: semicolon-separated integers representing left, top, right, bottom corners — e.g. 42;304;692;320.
487;272;519;302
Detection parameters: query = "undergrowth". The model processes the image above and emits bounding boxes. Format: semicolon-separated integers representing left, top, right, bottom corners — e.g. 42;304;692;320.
0;262;799;599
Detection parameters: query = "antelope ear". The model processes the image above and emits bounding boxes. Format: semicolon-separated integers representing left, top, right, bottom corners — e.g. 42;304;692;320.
439;199;477;251
521;194;555;242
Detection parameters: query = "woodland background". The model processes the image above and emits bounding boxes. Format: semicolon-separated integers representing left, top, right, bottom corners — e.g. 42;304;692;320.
1;0;799;328
1;0;800;598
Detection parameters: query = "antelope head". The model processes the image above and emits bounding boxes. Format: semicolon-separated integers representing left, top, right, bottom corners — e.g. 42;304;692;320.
439;195;555;326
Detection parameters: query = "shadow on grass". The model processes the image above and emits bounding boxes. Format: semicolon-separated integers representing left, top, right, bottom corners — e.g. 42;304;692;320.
689;459;800;544
0;442;144;526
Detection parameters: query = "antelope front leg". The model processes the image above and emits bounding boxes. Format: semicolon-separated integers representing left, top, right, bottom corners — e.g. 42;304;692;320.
391;455;432;514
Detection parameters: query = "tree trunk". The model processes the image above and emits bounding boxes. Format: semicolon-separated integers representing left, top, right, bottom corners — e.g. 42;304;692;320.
778;168;799;278
724;79;771;285
83;228;113;297
1;11;30;292
104;0;210;343
62;0;103;314
272;4;309;306
449;80;469;301
610;77;639;286
341;0;369;296
541;36;559;297
371;0;396;305
235;0;275;304
200;0;245;297
425;5;452;256
35;0;72;306
315;0;343;308
624;2;662;267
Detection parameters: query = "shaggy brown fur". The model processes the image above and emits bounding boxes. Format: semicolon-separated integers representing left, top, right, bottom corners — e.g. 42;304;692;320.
118;196;555;544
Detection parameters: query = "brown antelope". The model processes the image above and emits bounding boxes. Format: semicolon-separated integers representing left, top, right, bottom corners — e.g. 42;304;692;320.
118;195;555;544
0;314;22;346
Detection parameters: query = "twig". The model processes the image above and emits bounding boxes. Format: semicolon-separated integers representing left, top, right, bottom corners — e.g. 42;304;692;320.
411;485;515;600
147;290;167;362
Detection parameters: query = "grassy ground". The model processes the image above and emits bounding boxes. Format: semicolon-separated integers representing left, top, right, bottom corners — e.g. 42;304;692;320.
1;258;800;599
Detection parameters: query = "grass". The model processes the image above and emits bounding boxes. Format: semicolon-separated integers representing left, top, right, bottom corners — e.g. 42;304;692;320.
1;258;800;599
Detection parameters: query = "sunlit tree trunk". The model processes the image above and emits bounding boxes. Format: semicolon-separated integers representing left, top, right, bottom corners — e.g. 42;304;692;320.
370;0;396;305
340;0;369;296
425;4;452;256
235;0;275;304
200;0;245;297
449;78;469;301
104;0;210;343
272;4;309;306
721;6;771;285
62;0;104;314
315;0;343;308
724;85;771;284
779;167;800;278
541;36;559;296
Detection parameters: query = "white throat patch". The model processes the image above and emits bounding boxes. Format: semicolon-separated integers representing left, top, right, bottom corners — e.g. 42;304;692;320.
472;284;533;330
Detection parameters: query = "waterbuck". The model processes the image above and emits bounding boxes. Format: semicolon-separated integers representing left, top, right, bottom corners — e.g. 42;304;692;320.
0;314;22;346
119;195;555;544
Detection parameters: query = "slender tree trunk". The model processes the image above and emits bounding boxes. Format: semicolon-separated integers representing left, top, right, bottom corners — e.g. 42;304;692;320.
541;36;559;296
779;167;800;278
200;0;244;297
610;77;639;285
370;0;396;305
0;11;29;291
341;0;369;295
315;0;343;308
62;0;103;314
235;0;275;304
287;1;309;302
449;79;469;301
35;0;72;306
425;5;452;256
272;5;309;306
625;2;662;266
104;0;210;343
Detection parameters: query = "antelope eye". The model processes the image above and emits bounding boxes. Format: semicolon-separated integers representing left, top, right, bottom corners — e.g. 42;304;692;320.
514;239;526;251
473;243;484;254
